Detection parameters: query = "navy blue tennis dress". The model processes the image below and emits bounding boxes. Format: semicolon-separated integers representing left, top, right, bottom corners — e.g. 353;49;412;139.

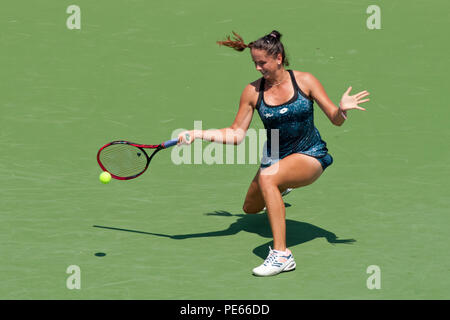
256;70;333;170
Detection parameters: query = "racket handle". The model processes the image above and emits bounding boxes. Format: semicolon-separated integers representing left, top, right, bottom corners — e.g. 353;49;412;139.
162;138;178;148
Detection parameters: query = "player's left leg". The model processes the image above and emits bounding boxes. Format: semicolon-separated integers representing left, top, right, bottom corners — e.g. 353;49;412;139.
258;153;323;251
243;170;291;214
252;153;323;276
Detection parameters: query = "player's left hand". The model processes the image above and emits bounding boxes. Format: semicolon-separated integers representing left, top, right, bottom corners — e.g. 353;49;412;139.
339;86;370;112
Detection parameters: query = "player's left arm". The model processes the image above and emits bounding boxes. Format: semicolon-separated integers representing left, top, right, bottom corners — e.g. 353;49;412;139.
300;72;370;126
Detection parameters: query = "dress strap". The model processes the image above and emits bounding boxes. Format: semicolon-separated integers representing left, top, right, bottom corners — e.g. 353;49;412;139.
255;77;265;110
287;70;300;92
288;69;313;101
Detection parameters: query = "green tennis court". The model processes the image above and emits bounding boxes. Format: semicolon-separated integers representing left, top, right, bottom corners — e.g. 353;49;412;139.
1;0;448;299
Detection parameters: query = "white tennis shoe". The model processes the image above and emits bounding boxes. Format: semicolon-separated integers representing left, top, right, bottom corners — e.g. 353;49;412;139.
252;247;296;276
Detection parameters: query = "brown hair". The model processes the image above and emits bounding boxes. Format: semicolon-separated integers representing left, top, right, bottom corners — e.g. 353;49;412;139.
217;30;289;66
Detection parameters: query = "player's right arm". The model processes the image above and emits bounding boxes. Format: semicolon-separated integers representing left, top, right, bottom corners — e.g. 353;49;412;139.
178;82;258;145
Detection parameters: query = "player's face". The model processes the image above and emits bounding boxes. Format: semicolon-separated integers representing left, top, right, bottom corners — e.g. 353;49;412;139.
250;48;282;79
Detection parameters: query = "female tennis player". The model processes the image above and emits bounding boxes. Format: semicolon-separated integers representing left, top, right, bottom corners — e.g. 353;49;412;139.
178;30;370;276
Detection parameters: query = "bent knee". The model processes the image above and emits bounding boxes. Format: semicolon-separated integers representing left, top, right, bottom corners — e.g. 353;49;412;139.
243;203;263;214
257;174;277;189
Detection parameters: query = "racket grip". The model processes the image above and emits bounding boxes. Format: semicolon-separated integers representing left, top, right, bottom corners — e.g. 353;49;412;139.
162;138;178;148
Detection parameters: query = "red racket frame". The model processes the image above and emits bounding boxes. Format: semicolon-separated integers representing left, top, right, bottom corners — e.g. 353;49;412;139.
97;141;164;180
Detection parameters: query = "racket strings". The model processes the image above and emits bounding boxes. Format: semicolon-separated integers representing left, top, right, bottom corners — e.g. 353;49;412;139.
99;144;148;178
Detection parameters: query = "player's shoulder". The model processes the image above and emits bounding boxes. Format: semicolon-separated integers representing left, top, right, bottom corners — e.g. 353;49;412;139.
292;70;319;98
239;78;262;108
292;70;317;83
241;78;263;97
247;77;263;92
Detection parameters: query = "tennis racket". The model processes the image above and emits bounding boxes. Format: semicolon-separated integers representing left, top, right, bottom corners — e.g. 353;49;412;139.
97;138;180;180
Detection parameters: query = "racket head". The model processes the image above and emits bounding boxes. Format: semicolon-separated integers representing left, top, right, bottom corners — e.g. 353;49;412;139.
97;141;152;180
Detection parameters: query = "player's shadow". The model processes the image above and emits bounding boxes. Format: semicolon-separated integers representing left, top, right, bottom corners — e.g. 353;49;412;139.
93;210;355;259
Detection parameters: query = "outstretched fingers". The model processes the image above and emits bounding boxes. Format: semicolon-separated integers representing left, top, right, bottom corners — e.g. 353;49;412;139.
355;95;370;110
345;86;353;95
355;90;370;99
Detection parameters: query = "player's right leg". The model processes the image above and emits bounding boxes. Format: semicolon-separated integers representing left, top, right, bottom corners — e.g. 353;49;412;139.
242;170;265;214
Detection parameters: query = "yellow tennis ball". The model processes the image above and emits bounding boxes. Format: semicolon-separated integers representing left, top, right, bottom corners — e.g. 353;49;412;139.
99;171;111;184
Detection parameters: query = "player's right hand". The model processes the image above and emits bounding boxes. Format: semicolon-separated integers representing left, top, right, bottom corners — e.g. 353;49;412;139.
177;130;195;145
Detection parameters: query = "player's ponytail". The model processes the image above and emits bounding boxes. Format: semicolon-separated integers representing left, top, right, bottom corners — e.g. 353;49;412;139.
217;30;289;66
216;31;248;51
